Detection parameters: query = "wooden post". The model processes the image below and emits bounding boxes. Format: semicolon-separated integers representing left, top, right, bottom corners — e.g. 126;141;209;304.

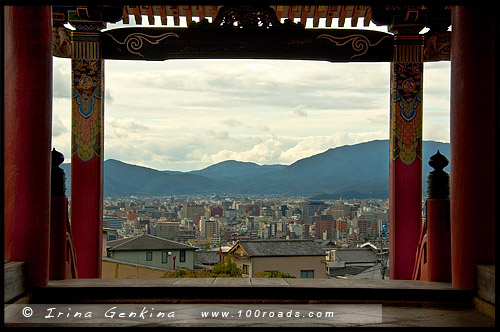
426;151;451;282
389;21;425;280
70;22;105;278
450;6;495;290
4;6;53;288
50;149;69;280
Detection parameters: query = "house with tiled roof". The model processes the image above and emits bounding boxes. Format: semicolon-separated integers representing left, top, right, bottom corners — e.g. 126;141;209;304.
325;247;383;279
228;240;327;278
106;233;197;270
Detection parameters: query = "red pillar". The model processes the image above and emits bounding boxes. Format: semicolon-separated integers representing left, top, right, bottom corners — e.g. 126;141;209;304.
70;24;105;278
426;199;451;282
389;33;425;280
450;6;495;290
4;6;53;287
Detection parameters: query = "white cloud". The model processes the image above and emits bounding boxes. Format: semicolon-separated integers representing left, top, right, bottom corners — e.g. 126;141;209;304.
292;104;308;117
105;89;114;106
53;49;450;171
423;122;450;143
221;118;270;132
53;60;71;98
52;114;69;137
106;117;150;139
206;130;230;140
278;131;387;165
208;136;284;165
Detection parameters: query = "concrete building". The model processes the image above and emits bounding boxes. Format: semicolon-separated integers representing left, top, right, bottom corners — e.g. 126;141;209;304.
355;215;369;239
183;203;205;220
103;216;122;230
314;214;335;240
199;217;219;240
156;221;180;241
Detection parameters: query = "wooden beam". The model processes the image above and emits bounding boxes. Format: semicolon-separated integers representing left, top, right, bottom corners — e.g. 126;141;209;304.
4;262;26;303
171;5;180;26
352;6;359;27
326;6;337;27
145;6;154;25
102;27;393;62
159;5;167;25
184;5;192;25
339;6;346;27
288;5;297;21
300;5;310;26
275;5;284;21
122;6;129;24
313;5;321;27
364;7;372;27
132;6;141;25
210;5;218;21
197;5;205;20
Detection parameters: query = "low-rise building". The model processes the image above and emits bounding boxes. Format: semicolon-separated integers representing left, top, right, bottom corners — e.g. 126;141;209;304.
107;233;197;270
325;247;384;279
229;240;327;278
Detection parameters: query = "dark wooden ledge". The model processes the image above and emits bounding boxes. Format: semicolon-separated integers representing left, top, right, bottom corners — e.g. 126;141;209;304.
30;278;474;307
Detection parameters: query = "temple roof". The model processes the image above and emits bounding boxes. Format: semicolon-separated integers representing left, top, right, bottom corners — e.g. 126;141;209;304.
53;4;451;31
51;4;451;62
121;5;375;28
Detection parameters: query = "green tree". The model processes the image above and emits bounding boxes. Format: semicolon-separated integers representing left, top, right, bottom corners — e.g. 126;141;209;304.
254;270;296;278
211;254;243;277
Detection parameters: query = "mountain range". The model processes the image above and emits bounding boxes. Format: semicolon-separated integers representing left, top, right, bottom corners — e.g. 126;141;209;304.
60;140;450;199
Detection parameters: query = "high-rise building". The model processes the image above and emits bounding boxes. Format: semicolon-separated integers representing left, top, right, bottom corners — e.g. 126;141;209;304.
335;218;348;239
200;217;219;240
245;204;260;216
183;203;205;219
211;206;223;217
303;201;326;218
157;221;180;240
103;216;122;230
355;215;369;238
314;214;335;240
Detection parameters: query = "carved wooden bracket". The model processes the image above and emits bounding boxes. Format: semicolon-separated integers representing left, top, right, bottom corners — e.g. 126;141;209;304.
190;5;304;29
52;26;72;58
424;31;450;62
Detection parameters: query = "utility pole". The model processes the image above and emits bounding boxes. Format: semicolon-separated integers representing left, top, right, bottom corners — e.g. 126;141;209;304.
376;237;388;279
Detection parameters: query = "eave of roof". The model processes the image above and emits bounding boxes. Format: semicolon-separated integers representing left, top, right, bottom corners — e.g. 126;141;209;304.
120;4;376;29
234;240;326;257
108;233;197;251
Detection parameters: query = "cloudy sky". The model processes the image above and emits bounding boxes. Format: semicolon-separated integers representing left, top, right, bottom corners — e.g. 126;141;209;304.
52;17;451;172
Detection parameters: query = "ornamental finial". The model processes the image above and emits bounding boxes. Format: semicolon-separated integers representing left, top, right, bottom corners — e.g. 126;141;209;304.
427;150;450;199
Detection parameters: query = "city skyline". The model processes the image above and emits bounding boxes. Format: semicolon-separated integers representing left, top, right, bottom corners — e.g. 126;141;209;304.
52;17;451;172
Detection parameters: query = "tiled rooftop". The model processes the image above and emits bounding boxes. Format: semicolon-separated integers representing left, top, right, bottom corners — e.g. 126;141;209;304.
107;233;197;251
235;239;326;257
333;248;378;263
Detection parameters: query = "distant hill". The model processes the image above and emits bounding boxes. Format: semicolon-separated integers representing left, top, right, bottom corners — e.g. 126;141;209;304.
60;140;450;199
189;160;286;180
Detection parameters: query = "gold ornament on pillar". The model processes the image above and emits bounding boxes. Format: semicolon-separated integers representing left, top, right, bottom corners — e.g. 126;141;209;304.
71;29;104;162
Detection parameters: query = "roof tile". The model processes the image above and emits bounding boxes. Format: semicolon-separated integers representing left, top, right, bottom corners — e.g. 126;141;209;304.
108;234;196;251
235;240;326;257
